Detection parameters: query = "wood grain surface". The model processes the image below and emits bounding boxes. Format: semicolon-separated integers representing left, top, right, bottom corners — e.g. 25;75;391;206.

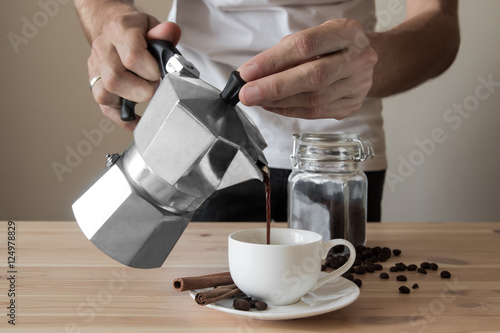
0;221;499;332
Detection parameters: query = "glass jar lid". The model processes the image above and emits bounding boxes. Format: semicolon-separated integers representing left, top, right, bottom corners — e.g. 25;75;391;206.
291;132;374;165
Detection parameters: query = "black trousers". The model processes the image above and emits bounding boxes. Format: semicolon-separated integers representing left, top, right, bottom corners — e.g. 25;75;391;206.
192;169;386;222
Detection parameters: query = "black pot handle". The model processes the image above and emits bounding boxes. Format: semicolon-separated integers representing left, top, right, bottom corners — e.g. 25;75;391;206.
120;40;182;121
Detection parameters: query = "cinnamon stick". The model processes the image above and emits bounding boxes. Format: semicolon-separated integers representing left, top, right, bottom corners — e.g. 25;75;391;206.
214;283;237;290
173;271;233;292
195;285;243;305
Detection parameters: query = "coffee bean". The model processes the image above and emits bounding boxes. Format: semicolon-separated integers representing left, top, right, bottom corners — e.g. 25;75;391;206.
372;246;382;256
381;253;391;261
396;275;407;282
355;266;366;275
412;283;419;289
338;256;348;266
399;286;411;294
354;258;363;266
362;248;373;256
374;264;383;271
329;261;340;269
353;278;362;288
348;267;356;274
365;264;376;273
393;249;402;256
365;256;378;263
255;301;268;311
429;263;439;270
420;262;430;269
321;264;327;271
417;267;427;274
249;299;258;308
377;254;389;262
380;272;390;279
328;256;346;269
240;296;252;301
342;272;355;281
233;299;250;311
440;270;451;278
396;263;408;271
407;264;418;271
328;245;346;256
355;245;366;253
390;266;399;272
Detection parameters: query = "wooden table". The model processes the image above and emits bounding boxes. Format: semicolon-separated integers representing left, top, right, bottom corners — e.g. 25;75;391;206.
1;221;499;332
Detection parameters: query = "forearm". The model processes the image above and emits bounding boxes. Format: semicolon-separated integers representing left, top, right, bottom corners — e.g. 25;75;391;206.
367;2;460;98
75;0;136;43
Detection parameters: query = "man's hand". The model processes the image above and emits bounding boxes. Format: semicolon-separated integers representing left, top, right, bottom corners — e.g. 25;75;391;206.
238;19;378;120
238;0;460;119
76;0;180;131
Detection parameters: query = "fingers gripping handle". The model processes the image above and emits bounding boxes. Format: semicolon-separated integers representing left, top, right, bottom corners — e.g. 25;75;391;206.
120;40;182;121
220;71;246;106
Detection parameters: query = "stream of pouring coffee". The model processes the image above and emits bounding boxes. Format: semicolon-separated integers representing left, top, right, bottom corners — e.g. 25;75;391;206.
263;170;271;245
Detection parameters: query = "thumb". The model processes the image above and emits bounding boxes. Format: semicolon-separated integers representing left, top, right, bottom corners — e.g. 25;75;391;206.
146;21;181;45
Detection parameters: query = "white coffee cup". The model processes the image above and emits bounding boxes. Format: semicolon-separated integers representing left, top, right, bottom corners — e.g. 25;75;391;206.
228;228;356;306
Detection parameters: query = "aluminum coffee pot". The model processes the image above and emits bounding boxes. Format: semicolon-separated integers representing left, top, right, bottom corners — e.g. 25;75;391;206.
72;40;268;269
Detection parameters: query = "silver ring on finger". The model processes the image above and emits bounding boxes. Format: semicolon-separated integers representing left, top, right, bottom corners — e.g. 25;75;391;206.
89;75;102;90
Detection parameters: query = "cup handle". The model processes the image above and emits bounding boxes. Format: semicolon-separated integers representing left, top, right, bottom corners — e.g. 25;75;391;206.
311;238;356;291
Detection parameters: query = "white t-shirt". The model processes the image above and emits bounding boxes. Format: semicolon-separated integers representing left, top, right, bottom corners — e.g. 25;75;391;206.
168;0;386;171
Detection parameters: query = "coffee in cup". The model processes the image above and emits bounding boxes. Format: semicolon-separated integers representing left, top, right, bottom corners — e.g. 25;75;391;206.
228;228;355;306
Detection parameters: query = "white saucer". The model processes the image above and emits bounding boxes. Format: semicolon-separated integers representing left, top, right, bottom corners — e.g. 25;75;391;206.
189;277;360;321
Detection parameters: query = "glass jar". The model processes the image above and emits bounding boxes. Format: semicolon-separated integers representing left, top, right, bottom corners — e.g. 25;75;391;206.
288;133;374;247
